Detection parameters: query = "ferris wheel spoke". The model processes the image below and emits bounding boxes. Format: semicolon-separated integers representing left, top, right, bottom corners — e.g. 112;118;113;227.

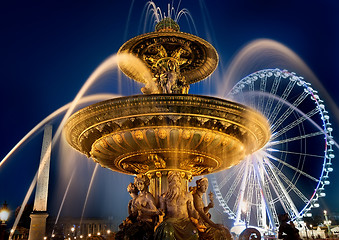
267;148;325;159
248;81;256;109
265;152;319;182
271;107;320;141
271;91;309;133
267;161;309;204
253;158;279;228
224;164;246;203
234;161;250;223
244;167;255;224
211;177;237;219
264;75;281;117
258;75;267;112
255;181;266;228
267;131;324;147
218;163;244;190
268;80;296;124
262;159;299;219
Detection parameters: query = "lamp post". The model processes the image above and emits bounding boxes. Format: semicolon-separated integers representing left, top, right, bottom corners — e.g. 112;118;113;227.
71;226;75;238
324;210;332;238
0;202;10;240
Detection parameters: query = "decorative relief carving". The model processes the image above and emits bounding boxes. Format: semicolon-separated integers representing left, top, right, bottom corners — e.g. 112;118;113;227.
65;95;270;175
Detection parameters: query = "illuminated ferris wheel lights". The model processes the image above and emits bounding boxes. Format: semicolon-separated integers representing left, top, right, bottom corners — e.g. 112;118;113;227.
213;69;334;232
319;104;325;109
326;161;332;165
274;71;281;77
312;203;320;208
319;192;326;197
322;115;330;120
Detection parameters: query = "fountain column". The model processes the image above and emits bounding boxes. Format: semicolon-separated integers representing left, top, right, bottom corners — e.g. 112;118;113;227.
28;125;52;240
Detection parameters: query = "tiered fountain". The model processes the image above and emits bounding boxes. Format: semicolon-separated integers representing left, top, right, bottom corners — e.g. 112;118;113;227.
64;17;270;239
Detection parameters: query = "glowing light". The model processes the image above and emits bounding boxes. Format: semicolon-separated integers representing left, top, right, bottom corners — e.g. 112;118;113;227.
240;200;248;213
0;202;10;223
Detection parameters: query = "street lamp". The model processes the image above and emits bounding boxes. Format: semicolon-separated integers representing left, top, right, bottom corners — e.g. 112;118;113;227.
71;226;76;239
0;201;10;240
0;202;9;224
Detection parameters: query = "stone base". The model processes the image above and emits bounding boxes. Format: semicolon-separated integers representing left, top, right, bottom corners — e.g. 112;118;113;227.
28;212;48;240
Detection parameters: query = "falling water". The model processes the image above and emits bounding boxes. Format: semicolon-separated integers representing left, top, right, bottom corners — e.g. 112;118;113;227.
9;172;38;240
6;94;120;239
6;52;151;236
79;164;100;227
140;1;197;34
0;94;119;168
51;168;75;236
217;39;339;125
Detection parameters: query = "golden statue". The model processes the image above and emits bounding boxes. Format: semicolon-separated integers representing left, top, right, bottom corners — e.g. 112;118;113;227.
191;178;233;240
154;171;199;240
64;15;271;240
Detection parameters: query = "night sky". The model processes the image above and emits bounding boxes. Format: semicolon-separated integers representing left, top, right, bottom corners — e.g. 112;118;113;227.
0;0;338;229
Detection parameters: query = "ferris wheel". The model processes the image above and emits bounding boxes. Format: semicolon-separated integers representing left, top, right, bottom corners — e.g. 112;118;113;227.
211;69;335;232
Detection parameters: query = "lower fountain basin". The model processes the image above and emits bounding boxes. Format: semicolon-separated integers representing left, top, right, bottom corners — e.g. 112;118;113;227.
64;94;270;176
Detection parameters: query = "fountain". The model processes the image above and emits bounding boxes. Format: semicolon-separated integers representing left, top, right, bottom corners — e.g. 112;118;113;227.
64;17;270;239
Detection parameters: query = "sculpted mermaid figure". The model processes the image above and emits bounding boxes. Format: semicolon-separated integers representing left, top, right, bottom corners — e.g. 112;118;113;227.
191;177;233;240
116;183;139;240
154;171;200;240
117;175;161;240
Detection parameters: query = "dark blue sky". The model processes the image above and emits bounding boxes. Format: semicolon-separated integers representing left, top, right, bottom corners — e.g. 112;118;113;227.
0;0;338;227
